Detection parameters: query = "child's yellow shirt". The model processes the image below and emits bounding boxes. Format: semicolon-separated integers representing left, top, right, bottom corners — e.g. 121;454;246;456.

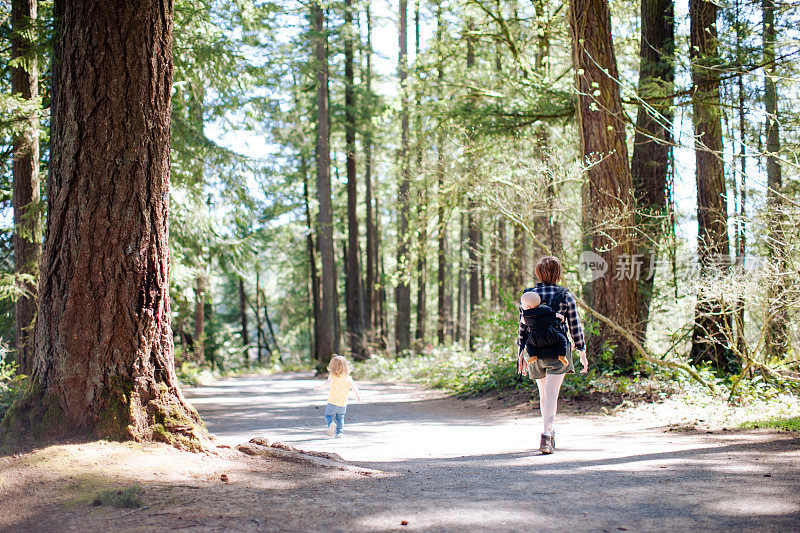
327;373;353;407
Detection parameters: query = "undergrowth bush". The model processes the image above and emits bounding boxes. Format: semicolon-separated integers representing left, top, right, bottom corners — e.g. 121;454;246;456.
0;360;28;421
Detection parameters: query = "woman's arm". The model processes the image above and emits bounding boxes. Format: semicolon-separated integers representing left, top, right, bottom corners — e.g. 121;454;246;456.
564;291;589;373
563;292;586;352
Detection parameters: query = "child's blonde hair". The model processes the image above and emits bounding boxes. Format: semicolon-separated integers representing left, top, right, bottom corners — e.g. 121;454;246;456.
327;355;350;376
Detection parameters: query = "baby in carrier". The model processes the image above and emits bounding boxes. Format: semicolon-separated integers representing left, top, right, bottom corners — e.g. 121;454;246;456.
519;291;569;366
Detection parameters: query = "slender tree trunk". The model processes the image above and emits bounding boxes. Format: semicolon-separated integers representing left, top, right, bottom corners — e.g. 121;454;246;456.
239;278;249;366
497;219;506;307
631;0;674;342
414;0;427;351
302;159;320;363
569;0;639;367
255;268;264;364
11;0;41;376
7;0;206;446
364;3;376;341
312;2;339;370
733;0;747;358
510;224;525;292
689;0;733;369
194;274;205;363
763;0;787;358
395;0;412;354
343;0;366;360
435;0;450;345
455;213;467;344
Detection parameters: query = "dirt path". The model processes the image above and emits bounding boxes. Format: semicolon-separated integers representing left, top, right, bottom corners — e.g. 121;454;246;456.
184;372;800;532
2;372;798;532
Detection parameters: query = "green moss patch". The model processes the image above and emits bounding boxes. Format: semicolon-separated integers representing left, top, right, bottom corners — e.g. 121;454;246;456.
92;485;144;508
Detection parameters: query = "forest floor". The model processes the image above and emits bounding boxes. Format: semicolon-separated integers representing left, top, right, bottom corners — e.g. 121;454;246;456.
1;372;799;532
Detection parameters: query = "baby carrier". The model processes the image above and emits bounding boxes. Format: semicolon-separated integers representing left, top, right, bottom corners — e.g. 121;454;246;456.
520;287;569;360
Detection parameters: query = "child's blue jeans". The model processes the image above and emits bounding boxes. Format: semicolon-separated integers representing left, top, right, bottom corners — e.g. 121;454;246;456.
324;403;346;435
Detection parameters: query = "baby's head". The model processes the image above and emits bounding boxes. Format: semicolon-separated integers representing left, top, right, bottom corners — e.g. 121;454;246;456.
520;291;541;310
327;355;351;376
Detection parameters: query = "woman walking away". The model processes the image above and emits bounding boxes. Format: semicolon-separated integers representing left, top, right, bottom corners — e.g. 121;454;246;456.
314;355;361;438
517;256;588;454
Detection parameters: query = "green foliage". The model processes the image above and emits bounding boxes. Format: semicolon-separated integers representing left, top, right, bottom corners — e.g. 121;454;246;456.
742;416;800;432
0;359;28;421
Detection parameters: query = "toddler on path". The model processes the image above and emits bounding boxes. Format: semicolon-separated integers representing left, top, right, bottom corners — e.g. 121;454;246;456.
314;355;361;438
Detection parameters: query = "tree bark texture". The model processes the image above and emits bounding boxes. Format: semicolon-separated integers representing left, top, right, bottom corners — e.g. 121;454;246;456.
435;0;451;345
20;0;206;447
689;0;733;369
303;160;320;363
414;0;427;350
569;0;639;366
763;0;788;358
631;0;674;341
312;2;339;369
239;277;249;365
344;0;366;360
11;0;41;376
395;0;411;354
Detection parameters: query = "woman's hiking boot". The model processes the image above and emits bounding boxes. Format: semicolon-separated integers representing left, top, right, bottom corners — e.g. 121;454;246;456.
539;433;554;454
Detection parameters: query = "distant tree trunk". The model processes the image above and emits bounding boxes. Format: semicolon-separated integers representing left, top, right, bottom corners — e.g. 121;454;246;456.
302;159;320;362
763;0;788;358
435;0;450;345
455;213;467;344
734;0;747;358
569;0;639;367
8;0;206;446
11;0;40;376
344;0;366;360
312;1;339;370
510;224;525;292
496;219;506;307
194;274;205;363
468;204;480;350
364;3;377;342
414;0;427;351
689;0;733;369
395;0;411;354
239;277;249;365
376;193;389;351
255;268;264;363
631;0;674;342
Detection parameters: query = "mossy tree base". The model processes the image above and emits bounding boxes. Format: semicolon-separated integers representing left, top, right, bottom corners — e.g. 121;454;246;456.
1;379;210;453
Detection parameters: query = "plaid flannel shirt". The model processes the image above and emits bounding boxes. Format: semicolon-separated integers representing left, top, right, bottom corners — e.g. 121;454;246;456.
517;283;586;352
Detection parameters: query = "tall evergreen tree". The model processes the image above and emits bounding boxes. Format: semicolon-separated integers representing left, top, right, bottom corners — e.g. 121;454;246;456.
395;0;412;353
689;0;733;369
312;1;339;369
11;0;41;375
4;0;206;446
569;0;639;366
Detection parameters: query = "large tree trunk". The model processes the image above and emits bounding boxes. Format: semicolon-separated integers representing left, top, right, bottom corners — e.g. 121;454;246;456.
569;0;639;367
763;0;788;359
312;2;339;370
631;0;674;342
395;0;411;354
344;0;366;360
11;0;41;376
4;0;207;447
689;0;733;369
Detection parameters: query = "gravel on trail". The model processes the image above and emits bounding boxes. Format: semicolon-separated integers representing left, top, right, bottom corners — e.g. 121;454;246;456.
185;372;800;532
